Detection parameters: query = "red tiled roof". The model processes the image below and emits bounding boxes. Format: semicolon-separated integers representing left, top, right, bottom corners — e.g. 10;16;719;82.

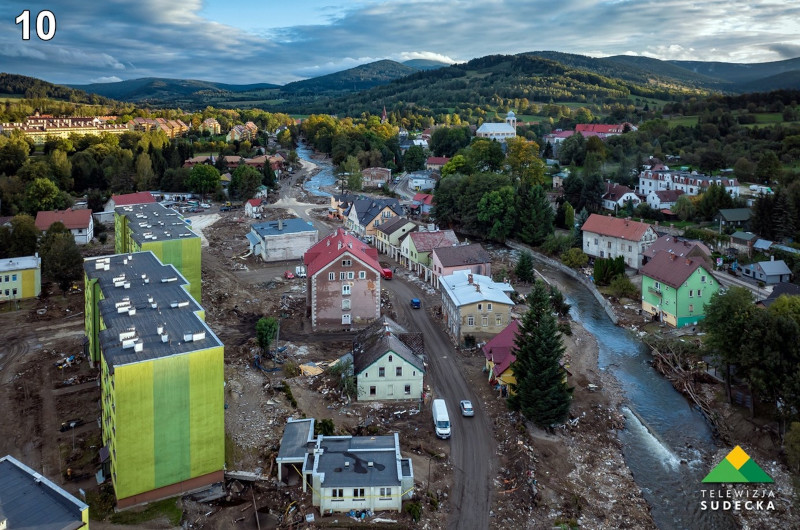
640;250;709;288
303;228;382;277
426;156;450;166
412;193;434;205
603;182;636;201
246;199;262;207
111;191;156;206
482;320;520;378
581;214;651;241
408;230;459;252
576;123;629;134
643;235;711;260
655;189;684;202
35;209;92;231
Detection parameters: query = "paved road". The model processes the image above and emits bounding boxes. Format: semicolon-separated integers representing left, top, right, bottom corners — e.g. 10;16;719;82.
711;270;772;299
384;277;495;530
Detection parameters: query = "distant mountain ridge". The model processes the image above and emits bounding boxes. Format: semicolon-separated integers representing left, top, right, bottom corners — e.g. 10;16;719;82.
70;77;280;102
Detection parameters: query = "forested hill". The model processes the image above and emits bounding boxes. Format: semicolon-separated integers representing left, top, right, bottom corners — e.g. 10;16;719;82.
70;77;280;102
281;60;418;94
298;53;712;116
0;72;114;104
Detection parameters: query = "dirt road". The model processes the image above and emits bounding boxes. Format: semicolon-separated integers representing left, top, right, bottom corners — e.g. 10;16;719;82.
385;276;495;530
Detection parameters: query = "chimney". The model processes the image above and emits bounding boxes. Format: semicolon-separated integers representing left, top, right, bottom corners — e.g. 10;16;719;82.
671;254;677;261
278;218;283;231
468;274;473;285
685;259;691;265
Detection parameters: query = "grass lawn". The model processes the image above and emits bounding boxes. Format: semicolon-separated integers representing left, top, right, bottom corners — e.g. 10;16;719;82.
666;115;699;128
109;498;183;525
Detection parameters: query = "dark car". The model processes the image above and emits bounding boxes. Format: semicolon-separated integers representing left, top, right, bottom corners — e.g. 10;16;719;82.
410;298;421;309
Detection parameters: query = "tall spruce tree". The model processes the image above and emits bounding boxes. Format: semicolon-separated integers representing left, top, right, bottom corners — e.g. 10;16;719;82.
507;280;573;427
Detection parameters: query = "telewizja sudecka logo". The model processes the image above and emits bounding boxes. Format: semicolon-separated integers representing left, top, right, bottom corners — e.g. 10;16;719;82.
702;445;773;483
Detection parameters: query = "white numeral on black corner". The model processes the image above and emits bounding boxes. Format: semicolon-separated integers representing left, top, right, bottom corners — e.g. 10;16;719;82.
15;10;56;41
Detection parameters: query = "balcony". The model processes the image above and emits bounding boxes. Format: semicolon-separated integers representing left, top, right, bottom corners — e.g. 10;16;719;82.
648;286;663;297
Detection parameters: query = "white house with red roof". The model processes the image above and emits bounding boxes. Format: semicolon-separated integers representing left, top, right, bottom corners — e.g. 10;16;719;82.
601;182;641;212
245;198;264;219
34;208;94;244
582;214;658;268
303;228;383;330
646;189;685;210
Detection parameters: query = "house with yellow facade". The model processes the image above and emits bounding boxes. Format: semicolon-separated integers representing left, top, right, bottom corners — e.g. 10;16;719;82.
482;320;520;396
440;270;515;345
0;255;41;301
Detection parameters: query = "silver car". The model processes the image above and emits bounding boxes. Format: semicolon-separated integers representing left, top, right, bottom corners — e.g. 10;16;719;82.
459;400;474;417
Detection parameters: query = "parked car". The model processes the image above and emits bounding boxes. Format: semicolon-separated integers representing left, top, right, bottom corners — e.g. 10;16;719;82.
200;202;211;208
284;270;295;279
410;298;421;309
459;400;474;417
380;268;393;280
220;205;231;212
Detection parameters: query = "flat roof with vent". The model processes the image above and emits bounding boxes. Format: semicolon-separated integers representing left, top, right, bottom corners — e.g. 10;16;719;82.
309;433;402;488
85;251;222;369
251;218;317;238
115;203;199;244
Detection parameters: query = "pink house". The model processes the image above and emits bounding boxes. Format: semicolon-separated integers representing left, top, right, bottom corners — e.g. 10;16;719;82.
430;243;492;289
303;228;382;330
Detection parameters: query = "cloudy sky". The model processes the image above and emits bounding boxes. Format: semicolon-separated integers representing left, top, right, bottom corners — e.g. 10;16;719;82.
2;0;800;86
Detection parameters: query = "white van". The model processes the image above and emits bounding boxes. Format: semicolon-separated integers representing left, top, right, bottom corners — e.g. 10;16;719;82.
295;265;307;278
432;399;451;439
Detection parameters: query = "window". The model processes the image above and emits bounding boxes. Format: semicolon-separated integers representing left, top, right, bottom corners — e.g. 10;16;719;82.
329;272;335;281
342;314;351;325
697;289;702;297
359;271;366;279
332;488;344;499
396;366;402;376
487;303;493;311
342;284;351;295
342;299;351;310
3;275;7;282
404;385;411;395
607;242;612;249
11;275;16;281
380;487;393;497
701;275;707;283
482;316;489;327
467;316;475;326
689;290;693;297
342;259;352;267
353;488;365;499
379;367;385;377
477;303;483;311
12;288;16;296
369;386;376;396
594;238;598;245
347;271;354;280
496;314;502;325
628;245;632;252
654;281;661;290
340;272;346;280
689;304;694;312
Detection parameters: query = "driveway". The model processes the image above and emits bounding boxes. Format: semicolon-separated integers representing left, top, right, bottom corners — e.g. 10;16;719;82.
383;276;495;530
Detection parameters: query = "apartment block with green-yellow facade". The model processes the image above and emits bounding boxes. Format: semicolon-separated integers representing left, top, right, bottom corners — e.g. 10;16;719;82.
0;255;41;301
114;203;202;302
84;251;223;508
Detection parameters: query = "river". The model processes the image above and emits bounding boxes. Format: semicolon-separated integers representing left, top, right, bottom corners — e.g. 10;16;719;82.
533;258;735;529
296;141;336;197
293;141;732;527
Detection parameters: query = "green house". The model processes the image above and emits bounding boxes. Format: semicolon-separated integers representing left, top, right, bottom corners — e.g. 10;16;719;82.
115;203;202;302
640;251;719;327
85;252;223;508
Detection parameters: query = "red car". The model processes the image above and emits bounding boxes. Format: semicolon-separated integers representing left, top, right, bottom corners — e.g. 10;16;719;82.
284;270;295;279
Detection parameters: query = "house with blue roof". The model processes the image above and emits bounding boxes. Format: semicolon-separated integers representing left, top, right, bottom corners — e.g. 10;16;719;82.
741;258;792;285
246;218;318;262
440;270;515;345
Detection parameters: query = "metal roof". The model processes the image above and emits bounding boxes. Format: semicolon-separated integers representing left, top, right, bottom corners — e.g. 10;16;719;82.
0;455;87;530
756;259;791;276
0;255;40;273
311;434;404;488
115;202;198;244
251;218;317;238
276;419;315;462
440;270;514;307
84;251;222;369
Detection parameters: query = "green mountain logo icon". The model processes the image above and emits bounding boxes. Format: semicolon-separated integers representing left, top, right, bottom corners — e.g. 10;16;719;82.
702;445;773;483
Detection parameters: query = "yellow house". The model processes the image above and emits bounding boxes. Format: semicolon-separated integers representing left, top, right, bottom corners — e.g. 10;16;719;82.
0;255;41;301
440;270;515;345
482;320;520;396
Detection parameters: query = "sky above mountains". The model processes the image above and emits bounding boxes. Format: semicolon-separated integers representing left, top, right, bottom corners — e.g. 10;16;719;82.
2;0;799;86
